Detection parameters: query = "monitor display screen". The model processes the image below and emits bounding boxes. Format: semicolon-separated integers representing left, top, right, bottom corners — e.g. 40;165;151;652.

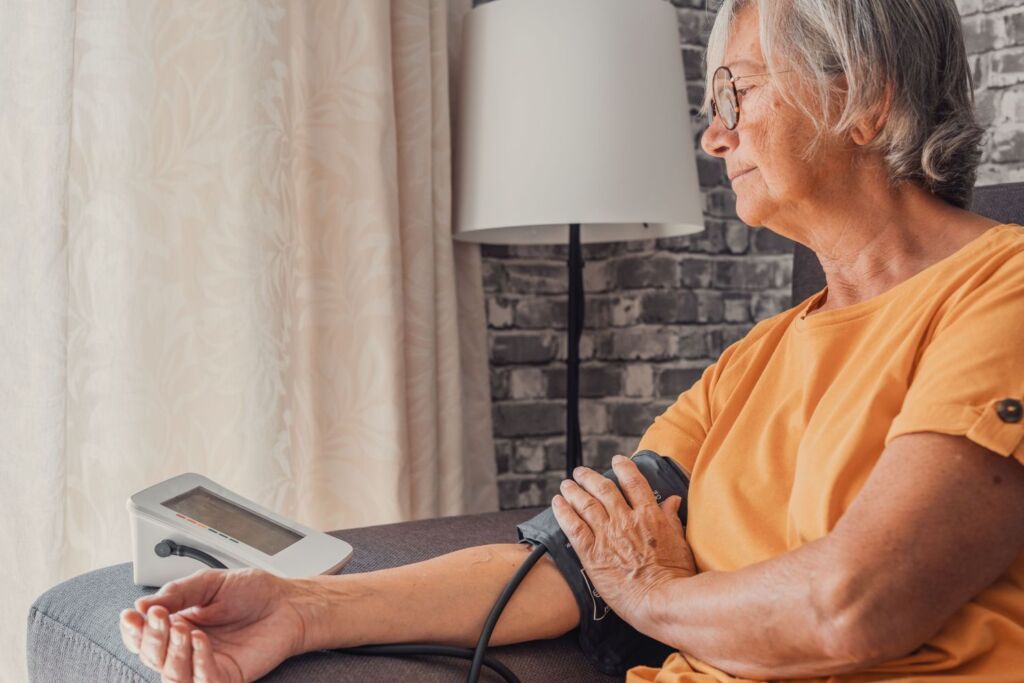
162;486;303;556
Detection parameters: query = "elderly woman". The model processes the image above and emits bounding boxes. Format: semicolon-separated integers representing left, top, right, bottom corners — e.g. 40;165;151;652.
118;0;1024;681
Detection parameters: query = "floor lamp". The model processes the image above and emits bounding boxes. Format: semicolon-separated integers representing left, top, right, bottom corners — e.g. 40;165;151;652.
453;0;705;482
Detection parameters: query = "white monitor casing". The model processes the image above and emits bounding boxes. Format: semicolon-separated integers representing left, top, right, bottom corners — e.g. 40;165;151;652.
128;472;353;587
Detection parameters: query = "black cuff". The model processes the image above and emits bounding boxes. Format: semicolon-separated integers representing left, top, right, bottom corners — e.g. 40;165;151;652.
515;450;689;676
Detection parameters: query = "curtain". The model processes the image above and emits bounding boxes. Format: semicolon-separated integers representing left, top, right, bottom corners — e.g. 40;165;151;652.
0;0;492;679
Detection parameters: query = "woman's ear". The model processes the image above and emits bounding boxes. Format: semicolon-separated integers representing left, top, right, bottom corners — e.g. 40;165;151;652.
851;80;893;146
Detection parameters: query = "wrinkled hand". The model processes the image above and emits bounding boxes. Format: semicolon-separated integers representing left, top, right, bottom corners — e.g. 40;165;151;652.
119;567;314;683
552;454;697;624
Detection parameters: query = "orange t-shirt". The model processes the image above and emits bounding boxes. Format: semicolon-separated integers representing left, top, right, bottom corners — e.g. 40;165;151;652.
628;223;1024;683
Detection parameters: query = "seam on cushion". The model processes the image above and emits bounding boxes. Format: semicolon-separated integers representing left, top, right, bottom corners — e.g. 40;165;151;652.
28;606;149;683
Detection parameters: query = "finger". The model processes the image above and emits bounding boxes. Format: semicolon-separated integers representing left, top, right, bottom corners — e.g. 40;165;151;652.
120;609;144;654
560;477;612;527
191;629;220;681
139;605;171;671
162;621;194;682
136;569;222;615
569;466;630;517
552;494;595;548
611;455;658;509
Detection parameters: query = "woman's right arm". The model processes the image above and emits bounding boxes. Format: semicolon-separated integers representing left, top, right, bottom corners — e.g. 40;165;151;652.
293;541;580;653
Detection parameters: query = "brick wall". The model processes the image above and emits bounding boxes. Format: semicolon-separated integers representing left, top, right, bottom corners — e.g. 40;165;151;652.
474;0;1024;510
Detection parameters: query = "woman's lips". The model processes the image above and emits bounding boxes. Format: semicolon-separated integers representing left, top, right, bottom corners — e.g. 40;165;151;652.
733;167;757;180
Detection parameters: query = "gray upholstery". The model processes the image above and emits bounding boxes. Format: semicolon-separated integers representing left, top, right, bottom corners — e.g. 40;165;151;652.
791;181;1024;305
28;507;622;682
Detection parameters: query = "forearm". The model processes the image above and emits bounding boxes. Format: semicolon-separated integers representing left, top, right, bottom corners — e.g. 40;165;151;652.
634;536;870;680
293;543;579;653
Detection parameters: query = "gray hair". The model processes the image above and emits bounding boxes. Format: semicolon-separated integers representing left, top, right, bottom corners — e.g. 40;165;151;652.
700;0;983;209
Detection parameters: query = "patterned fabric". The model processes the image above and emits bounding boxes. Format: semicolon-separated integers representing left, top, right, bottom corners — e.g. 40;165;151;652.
1;1;493;679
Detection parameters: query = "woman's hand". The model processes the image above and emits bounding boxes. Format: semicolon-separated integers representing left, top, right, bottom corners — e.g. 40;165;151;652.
119;567;319;682
552;454;697;625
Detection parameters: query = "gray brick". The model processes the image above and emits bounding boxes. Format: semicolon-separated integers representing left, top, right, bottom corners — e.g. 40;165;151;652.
673;325;709;359
991;47;1024;87
975;88;999;128
623;364;655;398
546;440;566;472
487;296;515;329
495;439;512;475
493;401;565;437
497;475;546;509
683;220;728;254
712;258;781;290
583;296;613;328
681;45;705;81
697;154;727;188
515;298;567;329
509;367;546;399
957;0;984;14
504;262;568;294
491;367;510;400
583;436;638;472
676;8;710;47
679;257;714;288
580;400;608;434
993;126;1024;162
704;189;737;218
482;260;505;292
608;401;671;436
723;292;752;323
613;255;678;289
583;259;613;292
724;221;750;254
963;14;1000;53
557;331;596;362
513;441;547;474
750;227;795;254
751;291;793;321
491;332;559;365
1005;8;1024;46
608;294;643;326
545;364;623;399
707;324;755;358
695;289;725;323
657;367;705;397
640;290;699;323
595;328;677;361
509;244;566;259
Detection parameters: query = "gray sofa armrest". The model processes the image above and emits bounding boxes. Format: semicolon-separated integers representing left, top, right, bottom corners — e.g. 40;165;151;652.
28;507;626;682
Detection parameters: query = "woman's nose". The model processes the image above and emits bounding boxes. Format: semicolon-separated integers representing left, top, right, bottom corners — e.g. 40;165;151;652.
700;114;735;158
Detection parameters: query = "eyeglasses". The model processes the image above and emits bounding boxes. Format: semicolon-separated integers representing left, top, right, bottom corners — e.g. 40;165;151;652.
709;65;794;130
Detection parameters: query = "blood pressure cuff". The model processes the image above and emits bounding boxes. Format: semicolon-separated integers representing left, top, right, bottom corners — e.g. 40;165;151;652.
515;450;690;676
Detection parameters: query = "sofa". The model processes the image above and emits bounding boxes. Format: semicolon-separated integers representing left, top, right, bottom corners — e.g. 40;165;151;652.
27;182;1023;682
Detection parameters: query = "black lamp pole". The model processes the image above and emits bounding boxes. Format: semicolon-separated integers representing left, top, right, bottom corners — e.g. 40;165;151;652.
566;223;584;480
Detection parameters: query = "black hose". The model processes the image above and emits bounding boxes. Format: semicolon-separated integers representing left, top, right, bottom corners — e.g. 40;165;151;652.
155;539;227;569
468;543;548;682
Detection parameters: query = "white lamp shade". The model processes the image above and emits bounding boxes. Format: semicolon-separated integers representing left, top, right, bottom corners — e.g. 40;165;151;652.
454;0;705;245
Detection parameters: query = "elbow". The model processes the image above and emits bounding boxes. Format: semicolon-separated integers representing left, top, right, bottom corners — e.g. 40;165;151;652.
814;576;923;670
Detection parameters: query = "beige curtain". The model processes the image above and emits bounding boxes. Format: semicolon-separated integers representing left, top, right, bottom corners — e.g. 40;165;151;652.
0;0;493;678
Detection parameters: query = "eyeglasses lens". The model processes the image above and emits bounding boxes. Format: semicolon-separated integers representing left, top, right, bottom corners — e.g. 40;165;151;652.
711;68;738;129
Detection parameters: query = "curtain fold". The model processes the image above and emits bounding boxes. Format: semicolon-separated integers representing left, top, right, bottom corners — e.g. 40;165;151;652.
1;0;493;679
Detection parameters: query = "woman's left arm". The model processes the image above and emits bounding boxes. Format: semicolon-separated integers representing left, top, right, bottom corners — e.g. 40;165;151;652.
629;432;1024;679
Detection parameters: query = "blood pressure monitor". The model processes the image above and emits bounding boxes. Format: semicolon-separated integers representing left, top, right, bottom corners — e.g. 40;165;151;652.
128;472;353;587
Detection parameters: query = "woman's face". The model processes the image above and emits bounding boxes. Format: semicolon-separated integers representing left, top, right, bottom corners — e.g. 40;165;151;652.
701;6;852;231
